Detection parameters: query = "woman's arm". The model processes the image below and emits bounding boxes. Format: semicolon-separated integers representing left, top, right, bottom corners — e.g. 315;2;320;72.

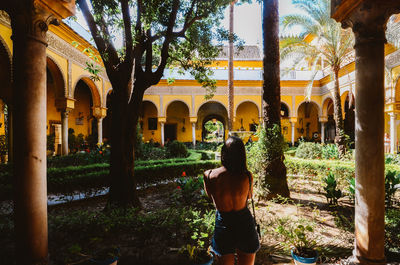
203;170;212;198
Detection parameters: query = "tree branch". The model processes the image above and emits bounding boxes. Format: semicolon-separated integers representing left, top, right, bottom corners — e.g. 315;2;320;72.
78;0;120;69
145;29;153;73
120;0;133;65
153;0;180;82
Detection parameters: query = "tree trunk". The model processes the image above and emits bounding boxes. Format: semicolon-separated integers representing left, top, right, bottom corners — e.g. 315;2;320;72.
333;68;346;157
106;83;142;208
228;1;235;131
262;0;290;199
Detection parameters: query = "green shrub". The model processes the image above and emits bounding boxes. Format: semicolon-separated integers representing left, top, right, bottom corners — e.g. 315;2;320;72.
167;140;188;158
0;158;220;198
295;142;322;159
47;133;55;152
323;172;342;205
385;171;400;207
139;143;168;160
47;152;110;168
386;209;400;252
0;135;8;156
321;144;339;160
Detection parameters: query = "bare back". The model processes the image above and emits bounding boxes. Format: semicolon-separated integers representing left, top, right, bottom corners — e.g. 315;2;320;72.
204;167;252;212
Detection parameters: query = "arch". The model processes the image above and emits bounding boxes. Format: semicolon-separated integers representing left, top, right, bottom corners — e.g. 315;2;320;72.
202;114;226;141
296;101;321;141
0;36;12;103
165;101;190;142
196;99;228;116
142;99;159;116
340;86;351;96
322;96;334;117
235;101;260;131
296;100;321;117
0;34;12;68
281;102;291;118
72;76;101;107
103;87;113;107
234;100;261;117
47;56;67;99
164;99;190;116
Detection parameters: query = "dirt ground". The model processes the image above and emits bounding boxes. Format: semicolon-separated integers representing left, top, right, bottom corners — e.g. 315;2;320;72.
45;174;356;265
3;173;397;264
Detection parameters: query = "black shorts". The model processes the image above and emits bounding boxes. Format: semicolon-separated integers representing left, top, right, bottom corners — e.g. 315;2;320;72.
211;207;260;256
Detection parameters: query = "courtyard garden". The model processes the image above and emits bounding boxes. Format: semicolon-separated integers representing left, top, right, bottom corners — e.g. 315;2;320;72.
1;135;400;264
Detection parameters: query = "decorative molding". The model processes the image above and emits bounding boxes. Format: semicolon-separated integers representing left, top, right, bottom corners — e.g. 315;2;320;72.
386;49;400;69
46;31;108;81
67;60;72;97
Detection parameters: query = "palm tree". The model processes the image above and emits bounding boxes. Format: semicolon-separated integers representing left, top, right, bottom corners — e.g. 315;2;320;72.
280;0;354;157
228;1;237;131
262;0;290;198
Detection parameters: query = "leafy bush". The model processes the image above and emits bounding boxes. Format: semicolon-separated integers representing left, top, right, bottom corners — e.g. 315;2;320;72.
138;143;168;160
247;125;288;195
0;135;8;156
176;174;205;205
323;172;342;205
193;142;221;151
0;158;220;198
348;177;355;201
47;152;110;168
321;144;339;160
385;171;400;207
386;209;400;252
47;133;55;152
167;140;188;158
295;142;322;159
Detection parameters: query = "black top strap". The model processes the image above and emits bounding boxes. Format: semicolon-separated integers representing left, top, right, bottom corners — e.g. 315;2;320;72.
247;172;257;224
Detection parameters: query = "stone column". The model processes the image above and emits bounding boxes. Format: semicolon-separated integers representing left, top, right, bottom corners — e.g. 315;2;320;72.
97;118;103;144
161;122;165;146
319;116;328;144
342;5;393;263
192;122;196;147
290;122;295;146
11;5;60;264
389;112;397;154
61;110;69;155
290;117;297;146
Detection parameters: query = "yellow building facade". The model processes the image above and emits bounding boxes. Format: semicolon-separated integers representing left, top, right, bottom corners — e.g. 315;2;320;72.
1;11;400;152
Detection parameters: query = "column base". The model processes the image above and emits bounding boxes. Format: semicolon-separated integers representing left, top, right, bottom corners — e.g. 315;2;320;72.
347;249;386;265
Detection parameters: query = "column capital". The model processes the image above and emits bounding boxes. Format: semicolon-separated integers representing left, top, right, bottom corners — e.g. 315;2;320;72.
56;97;75;112
319;116;329;123
385;102;400;114
92;106;107;119
189;117;197;123
289;117;297;124
158;117;166;123
332;0;400;46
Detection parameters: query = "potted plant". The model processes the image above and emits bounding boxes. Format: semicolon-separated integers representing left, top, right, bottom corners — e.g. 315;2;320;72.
89;247;120;265
275;218;318;265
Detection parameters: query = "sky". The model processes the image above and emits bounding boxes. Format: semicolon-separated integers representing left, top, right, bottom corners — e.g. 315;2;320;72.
73;0;303;48
220;0;303;46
